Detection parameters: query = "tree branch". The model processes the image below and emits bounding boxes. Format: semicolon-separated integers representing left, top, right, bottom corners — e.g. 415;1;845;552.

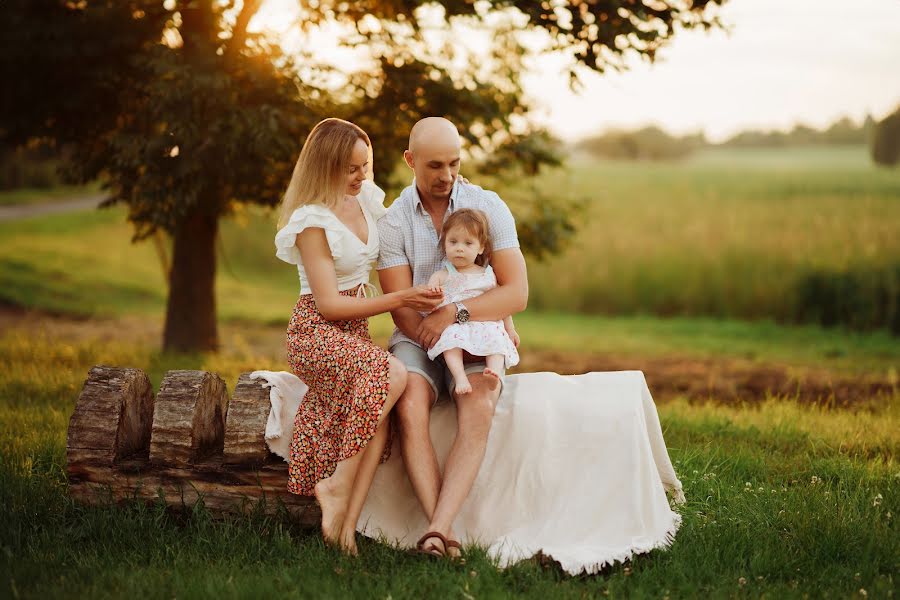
228;0;263;56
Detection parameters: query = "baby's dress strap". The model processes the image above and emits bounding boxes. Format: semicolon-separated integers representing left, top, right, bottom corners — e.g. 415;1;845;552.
443;259;458;274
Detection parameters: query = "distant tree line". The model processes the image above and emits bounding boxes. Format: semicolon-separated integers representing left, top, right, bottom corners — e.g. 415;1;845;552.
575;109;900;165
719;116;873;148
0;142;66;190
574;126;707;161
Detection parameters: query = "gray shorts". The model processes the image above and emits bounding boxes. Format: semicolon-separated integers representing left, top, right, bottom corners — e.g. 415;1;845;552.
390;340;506;403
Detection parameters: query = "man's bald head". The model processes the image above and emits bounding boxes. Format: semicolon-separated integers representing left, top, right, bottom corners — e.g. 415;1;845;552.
408;117;461;156
404;117;462;204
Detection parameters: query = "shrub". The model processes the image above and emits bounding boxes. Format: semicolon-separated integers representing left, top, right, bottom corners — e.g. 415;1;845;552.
794;263;900;334
870;106;900;167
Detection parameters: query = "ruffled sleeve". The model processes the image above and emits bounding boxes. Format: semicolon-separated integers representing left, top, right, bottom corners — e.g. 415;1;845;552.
274;204;345;265
357;179;387;220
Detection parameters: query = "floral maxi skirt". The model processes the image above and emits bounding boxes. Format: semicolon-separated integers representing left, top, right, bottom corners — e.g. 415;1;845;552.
286;290;392;496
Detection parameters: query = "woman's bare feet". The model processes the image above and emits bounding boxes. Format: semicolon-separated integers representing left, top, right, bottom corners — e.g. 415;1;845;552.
338;527;359;556
454;375;472;395
483;368;501;390
314;477;349;549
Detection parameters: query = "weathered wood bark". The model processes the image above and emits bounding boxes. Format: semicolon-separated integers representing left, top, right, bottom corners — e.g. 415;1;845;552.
150;370;227;467
223;373;272;466
66;367;319;524
67;366;154;468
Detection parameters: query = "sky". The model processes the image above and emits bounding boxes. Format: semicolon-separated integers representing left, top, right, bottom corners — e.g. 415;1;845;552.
251;0;900;142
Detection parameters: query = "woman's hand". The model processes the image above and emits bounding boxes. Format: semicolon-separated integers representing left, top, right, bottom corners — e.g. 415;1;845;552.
402;285;444;312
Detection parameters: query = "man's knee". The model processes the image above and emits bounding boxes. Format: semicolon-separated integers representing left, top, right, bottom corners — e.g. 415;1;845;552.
456;384;497;435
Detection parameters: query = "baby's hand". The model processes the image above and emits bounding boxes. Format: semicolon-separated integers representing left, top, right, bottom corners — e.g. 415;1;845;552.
506;326;520;348
428;284;444;295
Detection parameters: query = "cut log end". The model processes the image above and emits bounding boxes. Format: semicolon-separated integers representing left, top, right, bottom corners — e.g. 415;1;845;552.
149;370;228;467
66;367;317;523
223;373;273;466
66;366;154;467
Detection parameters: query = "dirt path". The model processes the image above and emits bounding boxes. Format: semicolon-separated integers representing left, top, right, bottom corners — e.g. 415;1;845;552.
0;193;106;222
516;350;896;407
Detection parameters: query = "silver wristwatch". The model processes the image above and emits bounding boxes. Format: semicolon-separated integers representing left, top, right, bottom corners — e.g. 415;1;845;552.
454;302;470;324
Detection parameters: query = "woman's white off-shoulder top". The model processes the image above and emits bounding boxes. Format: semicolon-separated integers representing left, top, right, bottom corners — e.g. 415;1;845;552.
275;179;387;295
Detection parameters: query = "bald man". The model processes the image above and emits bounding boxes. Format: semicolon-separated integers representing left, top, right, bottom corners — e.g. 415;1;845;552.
377;117;529;557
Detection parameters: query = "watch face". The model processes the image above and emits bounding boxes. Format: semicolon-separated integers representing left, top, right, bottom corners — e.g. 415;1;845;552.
457;309;470;324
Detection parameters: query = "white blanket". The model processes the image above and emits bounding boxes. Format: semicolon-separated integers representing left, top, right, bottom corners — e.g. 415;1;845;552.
253;369;685;574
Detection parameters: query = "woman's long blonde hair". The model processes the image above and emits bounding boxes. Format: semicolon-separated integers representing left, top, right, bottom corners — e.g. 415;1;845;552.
278;118;372;229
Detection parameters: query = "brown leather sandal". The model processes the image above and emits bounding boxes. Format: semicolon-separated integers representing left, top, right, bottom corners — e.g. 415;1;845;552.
415;531;447;558
445;539;466;564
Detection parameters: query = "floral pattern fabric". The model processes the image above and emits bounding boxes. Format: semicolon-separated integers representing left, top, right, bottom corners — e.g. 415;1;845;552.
286;288;391;496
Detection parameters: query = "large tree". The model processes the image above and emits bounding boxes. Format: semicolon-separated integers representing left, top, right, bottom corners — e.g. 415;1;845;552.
1;0;725;352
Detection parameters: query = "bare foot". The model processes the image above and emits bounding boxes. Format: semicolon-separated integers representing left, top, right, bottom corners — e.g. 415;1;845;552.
483;368;501;390
338;527;359;556
314;477;348;548
455;376;472;395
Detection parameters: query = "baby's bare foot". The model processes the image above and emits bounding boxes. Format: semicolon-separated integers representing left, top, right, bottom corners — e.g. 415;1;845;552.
314;477;348;548
455;376;472;395
483;368;501;390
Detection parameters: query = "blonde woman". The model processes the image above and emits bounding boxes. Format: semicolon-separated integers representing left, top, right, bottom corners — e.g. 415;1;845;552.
275;118;443;554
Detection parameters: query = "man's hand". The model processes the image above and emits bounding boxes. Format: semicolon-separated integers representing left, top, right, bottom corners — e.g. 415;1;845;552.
416;304;456;349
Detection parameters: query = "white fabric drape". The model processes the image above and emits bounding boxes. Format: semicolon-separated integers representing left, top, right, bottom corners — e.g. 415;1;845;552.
255;370;685;575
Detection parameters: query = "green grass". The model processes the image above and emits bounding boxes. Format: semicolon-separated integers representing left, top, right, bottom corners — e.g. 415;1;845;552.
508;312;900;375
1;328;897;598
0;206;299;324
0;183;101;206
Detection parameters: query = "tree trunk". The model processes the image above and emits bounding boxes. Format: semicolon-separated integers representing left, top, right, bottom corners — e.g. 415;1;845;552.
163;210;218;352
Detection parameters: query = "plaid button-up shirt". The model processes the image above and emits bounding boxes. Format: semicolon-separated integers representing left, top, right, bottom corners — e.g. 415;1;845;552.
377;177;520;350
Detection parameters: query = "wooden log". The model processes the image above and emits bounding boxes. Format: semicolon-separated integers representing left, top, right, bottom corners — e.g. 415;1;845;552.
66;366;154;467
223;373;271;466
67;456;319;525
66;367;320;523
149;370;227;467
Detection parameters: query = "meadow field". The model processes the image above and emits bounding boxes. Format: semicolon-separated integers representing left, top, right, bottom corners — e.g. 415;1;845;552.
525;147;900;330
0;146;898;597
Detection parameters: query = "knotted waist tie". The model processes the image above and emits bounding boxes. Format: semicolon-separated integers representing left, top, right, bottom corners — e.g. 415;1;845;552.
355;282;379;298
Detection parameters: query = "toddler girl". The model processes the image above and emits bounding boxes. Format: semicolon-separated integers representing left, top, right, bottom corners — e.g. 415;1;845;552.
426;209;520;394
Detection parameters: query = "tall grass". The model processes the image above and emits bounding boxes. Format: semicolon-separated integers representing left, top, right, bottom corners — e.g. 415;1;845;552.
526;147;900;329
1;327;897;598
